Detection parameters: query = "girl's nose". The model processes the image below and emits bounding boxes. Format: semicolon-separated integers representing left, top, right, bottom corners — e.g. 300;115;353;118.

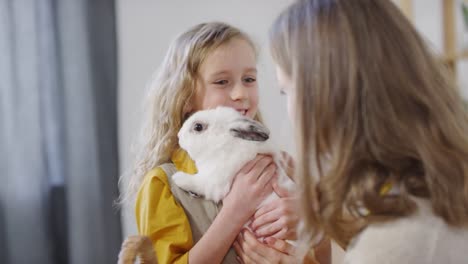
230;82;248;101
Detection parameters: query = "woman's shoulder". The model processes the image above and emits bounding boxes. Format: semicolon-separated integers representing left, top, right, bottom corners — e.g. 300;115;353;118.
345;198;468;264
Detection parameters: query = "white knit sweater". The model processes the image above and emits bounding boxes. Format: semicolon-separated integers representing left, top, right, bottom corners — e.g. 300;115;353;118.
345;198;468;264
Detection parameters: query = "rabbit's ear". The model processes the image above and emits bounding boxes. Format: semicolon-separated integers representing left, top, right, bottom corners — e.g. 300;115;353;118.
229;118;269;142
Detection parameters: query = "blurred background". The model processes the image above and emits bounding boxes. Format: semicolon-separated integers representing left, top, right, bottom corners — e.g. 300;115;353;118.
1;0;467;263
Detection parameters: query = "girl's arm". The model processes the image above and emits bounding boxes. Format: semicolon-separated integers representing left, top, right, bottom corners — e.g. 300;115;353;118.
188;155;277;264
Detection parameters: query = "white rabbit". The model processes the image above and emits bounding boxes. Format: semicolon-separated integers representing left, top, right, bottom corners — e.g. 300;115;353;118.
172;106;295;207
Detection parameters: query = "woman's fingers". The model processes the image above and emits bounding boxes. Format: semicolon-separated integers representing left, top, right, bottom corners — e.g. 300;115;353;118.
272;181;291;198
265;237;295;255
235;233;253;264
279;151;295;179
236;229;298;264
225;155;276;217
253;200;277;220
251;209;279;230
255;219;285;238
238;230;267;264
252;196;299;240
270;228;290;240
233;241;246;264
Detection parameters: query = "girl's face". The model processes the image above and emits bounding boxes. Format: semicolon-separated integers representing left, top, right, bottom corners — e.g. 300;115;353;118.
191;38;259;118
275;65;295;122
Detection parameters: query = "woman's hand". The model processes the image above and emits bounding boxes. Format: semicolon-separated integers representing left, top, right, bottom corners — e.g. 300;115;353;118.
223;155;277;223
234;230;330;264
234;229;298;264
250;180;299;240
249;151;299;240
279;151;295;180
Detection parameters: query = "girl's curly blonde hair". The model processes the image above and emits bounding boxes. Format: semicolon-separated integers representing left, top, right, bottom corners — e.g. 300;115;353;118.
120;22;262;205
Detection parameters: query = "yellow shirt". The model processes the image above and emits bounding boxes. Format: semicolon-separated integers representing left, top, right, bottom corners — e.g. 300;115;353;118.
135;149;197;264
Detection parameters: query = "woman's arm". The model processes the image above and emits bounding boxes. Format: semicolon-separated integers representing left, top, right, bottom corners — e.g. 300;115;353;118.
188;155;277;264
251;181;299;240
234;229;298;264
234;230;331;264
251;152;299;240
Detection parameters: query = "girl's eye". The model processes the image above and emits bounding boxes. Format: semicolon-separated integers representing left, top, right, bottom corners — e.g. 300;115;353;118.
214;80;229;85
244;77;256;83
280;89;286;95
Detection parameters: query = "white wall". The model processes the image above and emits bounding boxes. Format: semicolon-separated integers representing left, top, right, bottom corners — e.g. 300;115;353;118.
116;1;467;263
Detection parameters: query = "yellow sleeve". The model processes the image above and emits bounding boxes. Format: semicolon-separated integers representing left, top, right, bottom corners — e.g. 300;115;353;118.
135;167;193;264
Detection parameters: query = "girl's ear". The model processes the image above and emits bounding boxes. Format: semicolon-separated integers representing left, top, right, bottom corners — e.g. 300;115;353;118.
184;103;192;113
183;102;193;121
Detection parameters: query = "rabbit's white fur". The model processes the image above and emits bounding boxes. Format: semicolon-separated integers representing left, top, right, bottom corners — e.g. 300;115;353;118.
173;106;295;206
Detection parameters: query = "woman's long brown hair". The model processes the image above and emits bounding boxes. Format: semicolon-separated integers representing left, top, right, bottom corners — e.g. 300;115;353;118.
270;0;468;248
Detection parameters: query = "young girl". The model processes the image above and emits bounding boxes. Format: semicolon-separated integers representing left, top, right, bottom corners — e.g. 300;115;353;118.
122;22;306;264
236;0;468;263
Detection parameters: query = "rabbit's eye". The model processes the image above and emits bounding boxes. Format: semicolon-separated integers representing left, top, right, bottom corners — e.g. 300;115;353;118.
193;123;205;132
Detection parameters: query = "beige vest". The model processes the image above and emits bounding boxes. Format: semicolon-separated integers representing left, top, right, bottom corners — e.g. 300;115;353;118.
161;163;238;264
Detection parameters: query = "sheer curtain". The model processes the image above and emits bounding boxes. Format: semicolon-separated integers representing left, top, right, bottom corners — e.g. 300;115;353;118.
0;0;122;263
